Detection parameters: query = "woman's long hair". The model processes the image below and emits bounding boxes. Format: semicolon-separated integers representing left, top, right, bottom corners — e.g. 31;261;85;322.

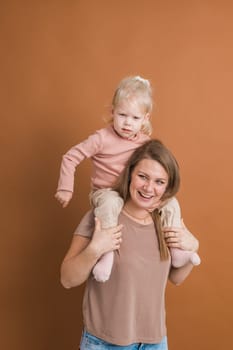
114;139;180;260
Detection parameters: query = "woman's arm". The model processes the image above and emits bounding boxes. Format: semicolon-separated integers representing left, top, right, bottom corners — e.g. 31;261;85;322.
168;263;194;285
60;218;122;288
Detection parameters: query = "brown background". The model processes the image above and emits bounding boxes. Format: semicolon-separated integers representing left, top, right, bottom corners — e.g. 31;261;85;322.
1;1;233;349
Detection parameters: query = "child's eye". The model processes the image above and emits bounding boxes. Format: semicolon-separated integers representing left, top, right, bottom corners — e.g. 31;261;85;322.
133;116;140;120
119;113;126;117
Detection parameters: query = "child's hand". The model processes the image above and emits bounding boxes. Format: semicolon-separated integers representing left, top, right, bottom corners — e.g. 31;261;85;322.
55;190;73;208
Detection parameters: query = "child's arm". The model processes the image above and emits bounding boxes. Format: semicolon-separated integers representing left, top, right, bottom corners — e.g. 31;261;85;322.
55;132;102;207
55;190;73;208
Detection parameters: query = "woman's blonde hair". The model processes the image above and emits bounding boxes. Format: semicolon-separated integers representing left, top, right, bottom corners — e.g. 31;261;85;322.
114;139;180;260
110;76;153;136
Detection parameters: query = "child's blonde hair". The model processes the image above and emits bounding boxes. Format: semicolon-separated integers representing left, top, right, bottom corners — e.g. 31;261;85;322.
111;76;153;136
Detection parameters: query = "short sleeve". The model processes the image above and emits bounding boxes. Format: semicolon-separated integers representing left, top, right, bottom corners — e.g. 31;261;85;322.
73;210;95;238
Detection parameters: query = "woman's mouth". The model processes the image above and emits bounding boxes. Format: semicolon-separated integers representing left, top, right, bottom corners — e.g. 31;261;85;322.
138;191;154;200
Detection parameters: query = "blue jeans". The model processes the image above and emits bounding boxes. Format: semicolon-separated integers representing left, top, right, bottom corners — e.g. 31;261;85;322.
80;330;168;350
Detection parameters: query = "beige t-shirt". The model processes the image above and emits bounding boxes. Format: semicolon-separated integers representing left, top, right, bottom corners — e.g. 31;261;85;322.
74;210;171;346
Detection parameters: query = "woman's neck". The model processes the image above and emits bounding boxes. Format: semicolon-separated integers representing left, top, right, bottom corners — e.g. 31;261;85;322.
123;201;152;225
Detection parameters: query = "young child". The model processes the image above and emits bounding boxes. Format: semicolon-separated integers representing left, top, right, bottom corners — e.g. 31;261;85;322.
55;76;200;282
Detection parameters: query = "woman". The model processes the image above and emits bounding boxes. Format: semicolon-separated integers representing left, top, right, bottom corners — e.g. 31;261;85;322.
60;139;199;349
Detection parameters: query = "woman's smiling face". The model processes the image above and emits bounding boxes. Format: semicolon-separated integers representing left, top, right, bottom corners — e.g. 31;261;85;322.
129;158;168;211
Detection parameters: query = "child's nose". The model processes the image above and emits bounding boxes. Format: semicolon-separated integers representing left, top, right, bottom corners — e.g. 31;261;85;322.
124;117;131;125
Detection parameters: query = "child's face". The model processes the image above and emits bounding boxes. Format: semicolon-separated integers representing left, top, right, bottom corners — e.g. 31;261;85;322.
112;98;149;140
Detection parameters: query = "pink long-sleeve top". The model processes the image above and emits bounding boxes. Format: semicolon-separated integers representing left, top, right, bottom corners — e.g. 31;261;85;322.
57;125;150;192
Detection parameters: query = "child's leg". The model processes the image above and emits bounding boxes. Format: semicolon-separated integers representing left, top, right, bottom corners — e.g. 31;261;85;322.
160;197;181;227
91;189;124;282
91;189;124;228
161;197;201;267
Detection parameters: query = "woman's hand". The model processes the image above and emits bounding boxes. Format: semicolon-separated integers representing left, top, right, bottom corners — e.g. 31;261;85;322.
89;217;123;259
163;219;199;252
60;217;123;288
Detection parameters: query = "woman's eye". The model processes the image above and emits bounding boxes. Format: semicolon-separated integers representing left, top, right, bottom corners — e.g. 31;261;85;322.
156;180;165;185
139;174;147;180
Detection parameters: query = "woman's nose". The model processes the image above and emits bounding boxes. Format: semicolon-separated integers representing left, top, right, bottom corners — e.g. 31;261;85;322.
143;180;154;192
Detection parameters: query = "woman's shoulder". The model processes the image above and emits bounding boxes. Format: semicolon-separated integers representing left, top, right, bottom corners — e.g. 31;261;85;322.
73;210;95;238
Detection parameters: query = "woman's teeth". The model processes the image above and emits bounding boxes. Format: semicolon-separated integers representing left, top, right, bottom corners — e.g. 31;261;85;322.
139;191;153;199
